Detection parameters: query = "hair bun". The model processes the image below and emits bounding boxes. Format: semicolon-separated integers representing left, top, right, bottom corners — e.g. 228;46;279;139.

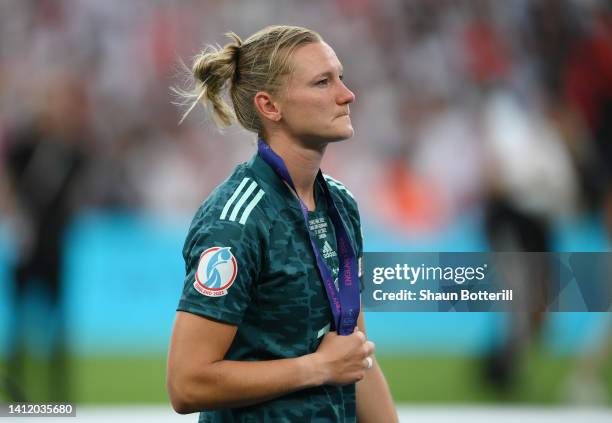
224;32;242;82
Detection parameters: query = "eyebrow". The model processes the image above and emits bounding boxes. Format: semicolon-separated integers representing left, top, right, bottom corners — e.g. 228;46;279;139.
311;68;344;81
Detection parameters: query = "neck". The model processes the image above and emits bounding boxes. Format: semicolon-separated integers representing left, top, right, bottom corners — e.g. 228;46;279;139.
266;134;326;211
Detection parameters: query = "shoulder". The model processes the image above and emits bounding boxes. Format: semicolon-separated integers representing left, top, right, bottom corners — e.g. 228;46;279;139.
201;164;270;225
183;164;271;252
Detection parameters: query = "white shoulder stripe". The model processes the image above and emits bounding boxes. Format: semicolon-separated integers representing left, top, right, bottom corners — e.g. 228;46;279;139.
239;189;265;224
229;180;258;221
324;175;355;199
324;174;342;184
220;177;250;220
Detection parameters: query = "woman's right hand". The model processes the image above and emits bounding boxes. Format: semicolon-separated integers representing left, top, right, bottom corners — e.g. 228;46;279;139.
312;328;375;385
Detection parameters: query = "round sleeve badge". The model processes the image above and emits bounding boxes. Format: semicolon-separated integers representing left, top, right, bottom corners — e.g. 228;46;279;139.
194;247;238;297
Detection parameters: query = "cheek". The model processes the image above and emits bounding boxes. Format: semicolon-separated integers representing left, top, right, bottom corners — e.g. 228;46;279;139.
283;92;333;129
299;98;325;116
288;91;327;113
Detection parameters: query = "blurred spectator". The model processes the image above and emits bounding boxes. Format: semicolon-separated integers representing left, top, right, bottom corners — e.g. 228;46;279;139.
559;0;612;405
563;1;612;222
3;70;92;402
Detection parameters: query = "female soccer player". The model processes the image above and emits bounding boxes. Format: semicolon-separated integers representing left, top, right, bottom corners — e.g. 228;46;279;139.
167;25;397;422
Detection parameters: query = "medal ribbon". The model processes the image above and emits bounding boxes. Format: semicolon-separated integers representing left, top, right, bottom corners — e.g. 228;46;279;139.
257;139;360;335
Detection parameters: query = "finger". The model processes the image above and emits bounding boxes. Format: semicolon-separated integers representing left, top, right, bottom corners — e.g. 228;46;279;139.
365;340;375;356
365;341;376;355
353;330;366;343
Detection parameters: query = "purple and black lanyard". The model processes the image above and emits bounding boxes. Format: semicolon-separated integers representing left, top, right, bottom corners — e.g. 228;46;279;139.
258;139;360;335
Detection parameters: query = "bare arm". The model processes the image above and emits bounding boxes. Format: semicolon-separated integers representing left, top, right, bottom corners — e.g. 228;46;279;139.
167;311;372;413
356;312;399;423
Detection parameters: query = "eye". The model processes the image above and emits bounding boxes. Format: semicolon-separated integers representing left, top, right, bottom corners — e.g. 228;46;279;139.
316;78;329;86
339;74;344;81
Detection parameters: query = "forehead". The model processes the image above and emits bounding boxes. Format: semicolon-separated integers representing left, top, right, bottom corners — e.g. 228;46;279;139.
290;42;342;79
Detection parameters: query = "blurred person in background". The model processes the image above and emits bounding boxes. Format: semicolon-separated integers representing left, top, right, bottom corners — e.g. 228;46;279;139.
462;0;582;392
561;0;612;230
2;70;92;402
0;109;23;403
558;0;612;404
167;25;397;422
472;0;611;396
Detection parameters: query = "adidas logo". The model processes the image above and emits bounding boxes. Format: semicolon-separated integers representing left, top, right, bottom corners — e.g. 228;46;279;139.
322;240;337;259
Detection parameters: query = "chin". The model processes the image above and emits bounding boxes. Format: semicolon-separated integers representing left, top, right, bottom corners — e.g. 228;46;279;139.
336;127;354;141
302;127;354;145
327;124;354;142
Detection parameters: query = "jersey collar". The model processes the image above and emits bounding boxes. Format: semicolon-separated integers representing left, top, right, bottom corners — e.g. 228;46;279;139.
248;153;326;212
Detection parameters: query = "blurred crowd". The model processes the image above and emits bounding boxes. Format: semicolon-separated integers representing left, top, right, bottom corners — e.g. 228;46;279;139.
0;0;611;404
0;0;611;230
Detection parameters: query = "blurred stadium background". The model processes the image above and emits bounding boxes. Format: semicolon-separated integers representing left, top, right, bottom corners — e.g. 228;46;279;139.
0;0;611;421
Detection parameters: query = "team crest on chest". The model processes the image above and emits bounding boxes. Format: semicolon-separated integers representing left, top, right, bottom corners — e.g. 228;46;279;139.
194;247;237;297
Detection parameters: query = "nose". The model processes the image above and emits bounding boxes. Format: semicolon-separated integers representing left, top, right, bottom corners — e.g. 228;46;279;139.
337;80;355;105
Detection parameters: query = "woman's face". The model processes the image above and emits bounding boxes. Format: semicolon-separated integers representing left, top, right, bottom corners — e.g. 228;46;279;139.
278;42;355;146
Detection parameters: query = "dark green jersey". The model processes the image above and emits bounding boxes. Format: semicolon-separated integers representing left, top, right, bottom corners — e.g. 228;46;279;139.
178;152;363;423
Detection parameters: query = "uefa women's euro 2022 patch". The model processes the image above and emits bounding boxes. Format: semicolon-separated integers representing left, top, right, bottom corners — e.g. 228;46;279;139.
194;247;238;297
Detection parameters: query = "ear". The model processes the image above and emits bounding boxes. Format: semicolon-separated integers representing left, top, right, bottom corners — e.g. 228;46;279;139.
254;91;282;123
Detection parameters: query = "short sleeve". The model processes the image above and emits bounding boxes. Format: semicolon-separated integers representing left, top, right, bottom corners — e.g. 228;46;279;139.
177;214;263;326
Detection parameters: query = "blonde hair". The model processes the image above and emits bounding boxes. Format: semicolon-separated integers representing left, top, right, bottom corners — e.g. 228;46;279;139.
176;25;322;133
